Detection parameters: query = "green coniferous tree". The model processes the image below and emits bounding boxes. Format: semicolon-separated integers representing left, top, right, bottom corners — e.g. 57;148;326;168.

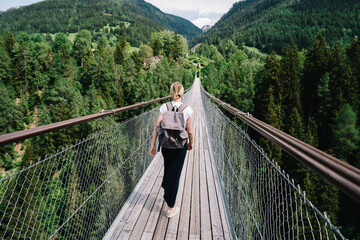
255;52;283;163
52;33;71;63
0;47;12;85
152;37;161;56
13;40;32;95
333;104;359;165
114;36;127;66
4;32;16;58
255;51;282;120
172;31;182;60
302;33;328;126
72;30;92;67
345;38;360;115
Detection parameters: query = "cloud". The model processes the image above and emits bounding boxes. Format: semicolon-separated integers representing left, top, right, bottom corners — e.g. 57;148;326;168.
192;18;219;28
145;0;239;15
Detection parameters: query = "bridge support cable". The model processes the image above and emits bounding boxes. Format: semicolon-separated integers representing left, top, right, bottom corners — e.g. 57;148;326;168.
200;85;347;239
0;86;193;240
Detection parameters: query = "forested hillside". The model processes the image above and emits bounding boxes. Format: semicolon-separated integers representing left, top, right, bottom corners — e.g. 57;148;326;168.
0;29;194;173
197;34;360;239
193;0;360;53
0;0;202;43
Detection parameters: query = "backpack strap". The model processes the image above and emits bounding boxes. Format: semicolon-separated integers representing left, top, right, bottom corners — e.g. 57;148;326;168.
166;102;173;111
178;104;188;113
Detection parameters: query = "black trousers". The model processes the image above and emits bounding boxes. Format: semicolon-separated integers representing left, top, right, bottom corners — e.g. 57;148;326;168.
161;145;187;208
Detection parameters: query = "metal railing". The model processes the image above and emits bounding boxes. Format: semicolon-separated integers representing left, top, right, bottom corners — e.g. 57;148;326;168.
0;96;172;146
200;82;347;239
201;85;360;204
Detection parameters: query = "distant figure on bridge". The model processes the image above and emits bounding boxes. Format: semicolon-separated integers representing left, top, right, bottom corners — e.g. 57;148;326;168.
150;82;194;218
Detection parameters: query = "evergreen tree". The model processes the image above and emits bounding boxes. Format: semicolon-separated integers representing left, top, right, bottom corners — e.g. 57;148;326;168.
0;47;12;85
114;36;127;66
13;40;32;95
131;51;143;71
263;86;283;163
0;84;24;170
302;33;328;125
53;33;71;63
255;52;283;163
72;30;92;67
4;32;16;58
255;51;282;119
333;104;359;166
172;31;182;60
345;38;360;114
152;37;161;56
317;72;331;142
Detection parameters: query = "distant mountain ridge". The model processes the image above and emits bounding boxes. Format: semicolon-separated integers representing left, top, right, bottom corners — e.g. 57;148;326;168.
193;0;360;52
201;25;211;32
0;0;201;41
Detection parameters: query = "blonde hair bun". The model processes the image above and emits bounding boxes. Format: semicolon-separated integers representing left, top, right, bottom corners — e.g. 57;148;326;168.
170;82;184;100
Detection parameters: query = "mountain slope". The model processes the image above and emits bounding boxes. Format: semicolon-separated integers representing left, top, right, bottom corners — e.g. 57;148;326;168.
0;0;201;40
192;0;360;52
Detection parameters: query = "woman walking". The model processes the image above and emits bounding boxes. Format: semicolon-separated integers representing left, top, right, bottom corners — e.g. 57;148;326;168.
150;82;194;218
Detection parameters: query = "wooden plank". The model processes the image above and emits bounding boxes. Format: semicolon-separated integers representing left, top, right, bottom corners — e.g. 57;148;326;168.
204;121;233;240
122;163;163;229
204;148;223;237
213;236;225;240
199;123;212;240
112;156;162;237
143;185;164;236
165;233;177;240
190;117;200;238
190;235;201;240
106;154;162;239
177;129;195;239
140;232;153;240
128;176;163;240
153;202;169;239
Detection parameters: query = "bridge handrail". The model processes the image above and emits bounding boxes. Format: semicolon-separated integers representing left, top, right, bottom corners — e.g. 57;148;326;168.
0;87;192;146
201;85;360;204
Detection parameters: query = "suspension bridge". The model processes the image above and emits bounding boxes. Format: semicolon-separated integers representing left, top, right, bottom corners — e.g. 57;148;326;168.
0;76;359;239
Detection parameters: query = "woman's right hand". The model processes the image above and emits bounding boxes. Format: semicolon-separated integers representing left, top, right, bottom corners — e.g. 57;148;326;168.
150;145;156;157
187;143;193;151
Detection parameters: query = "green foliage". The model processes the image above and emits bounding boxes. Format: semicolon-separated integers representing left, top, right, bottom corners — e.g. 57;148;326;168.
193;0;360;53
4;32;16;58
0;0;201;43
152;37;161;56
114;36;127;66
0;47;12;85
150;30;188;59
302;33;329;127
333;104;359;164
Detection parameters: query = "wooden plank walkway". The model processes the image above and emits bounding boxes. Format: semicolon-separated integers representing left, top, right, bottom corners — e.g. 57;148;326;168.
104;78;232;240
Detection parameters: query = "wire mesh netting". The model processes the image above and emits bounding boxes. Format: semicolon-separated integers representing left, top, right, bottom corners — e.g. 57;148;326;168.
0;87;193;240
200;88;346;240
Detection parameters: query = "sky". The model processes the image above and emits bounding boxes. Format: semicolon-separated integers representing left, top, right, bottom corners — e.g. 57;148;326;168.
0;0;240;28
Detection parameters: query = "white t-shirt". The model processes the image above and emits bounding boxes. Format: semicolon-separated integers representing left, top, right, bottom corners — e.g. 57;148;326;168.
159;101;193;126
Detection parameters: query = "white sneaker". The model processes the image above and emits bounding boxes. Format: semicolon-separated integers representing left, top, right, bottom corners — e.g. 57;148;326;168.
166;207;179;218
